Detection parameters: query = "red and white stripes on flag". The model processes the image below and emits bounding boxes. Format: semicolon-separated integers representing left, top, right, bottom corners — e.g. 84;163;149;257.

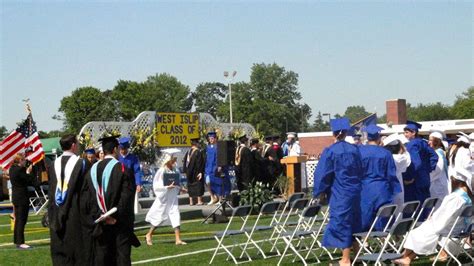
25;132;44;165
0;113;44;170
0;131;26;169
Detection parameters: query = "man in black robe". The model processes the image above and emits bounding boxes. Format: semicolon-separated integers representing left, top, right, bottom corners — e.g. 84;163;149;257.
183;138;205;205
81;135;139;266
249;138;264;183
48;134;91;265
235;135;252;192
272;135;284;177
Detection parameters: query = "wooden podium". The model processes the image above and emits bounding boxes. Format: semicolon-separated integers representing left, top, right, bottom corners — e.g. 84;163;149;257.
280;155;307;196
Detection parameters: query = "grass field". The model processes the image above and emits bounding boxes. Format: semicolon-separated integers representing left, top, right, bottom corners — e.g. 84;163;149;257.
0;212;466;265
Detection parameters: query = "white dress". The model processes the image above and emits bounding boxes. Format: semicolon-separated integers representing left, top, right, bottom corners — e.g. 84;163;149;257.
392;152;411;209
429;148;449;201
404;189;472;255
145;167;181;228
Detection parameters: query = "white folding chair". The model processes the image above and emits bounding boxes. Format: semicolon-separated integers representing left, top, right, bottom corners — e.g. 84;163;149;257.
273;192;305;226
352;204;398;264
209;205;253;264
433;205;474;265
28;186;48;215
270;198;309;253
356;218;414;266
277;204;322;266
304;204;334;261
240;201;281;259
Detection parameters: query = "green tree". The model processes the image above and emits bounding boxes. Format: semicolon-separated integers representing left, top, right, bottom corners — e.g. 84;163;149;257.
451;86;474;119
216;63;309;135
0;126;8;140
343;105;370;123
58;87;116;133
110;80;147;120
192;82;228;119
311;111;330;132
111;74;193;121
407;102;453;121
377;114;387;124
144;73;193;112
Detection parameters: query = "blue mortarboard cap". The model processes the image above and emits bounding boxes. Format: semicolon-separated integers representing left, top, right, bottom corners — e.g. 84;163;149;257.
85;148;95;154
207;131;217;138
330;118;351;133
118;137;131;148
404;120;422;132
364;125;384;140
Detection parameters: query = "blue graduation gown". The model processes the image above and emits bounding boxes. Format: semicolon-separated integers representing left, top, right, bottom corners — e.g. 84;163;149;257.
359;145;401;231
402;138;438;203
119;153;143;186
205;144;228;195
313;140;363;249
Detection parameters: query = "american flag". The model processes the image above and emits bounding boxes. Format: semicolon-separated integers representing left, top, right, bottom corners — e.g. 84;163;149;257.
0;114;44;170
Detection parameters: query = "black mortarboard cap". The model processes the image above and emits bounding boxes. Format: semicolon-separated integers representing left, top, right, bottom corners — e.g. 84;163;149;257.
98;135;120;145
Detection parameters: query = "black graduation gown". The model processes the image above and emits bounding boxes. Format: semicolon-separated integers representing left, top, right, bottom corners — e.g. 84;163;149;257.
262;145;277;185
183;148;205;197
81;158;138;266
235;146;252;191
250;148;264;183
48;155;89;266
272;144;284;177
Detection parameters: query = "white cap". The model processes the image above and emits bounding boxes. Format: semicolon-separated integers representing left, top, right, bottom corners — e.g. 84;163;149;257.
383;133;408;146
457;132;471;144
457;136;471;144
383;133;400;146
161;148;181;155
158;148;181;168
345;136;355;144
453;164;474;192
287;132;296;138
469;132;474;140
429;131;444;140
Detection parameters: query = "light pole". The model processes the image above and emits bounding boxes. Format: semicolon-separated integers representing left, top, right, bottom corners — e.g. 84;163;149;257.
224;71;237;123
322;113;331;121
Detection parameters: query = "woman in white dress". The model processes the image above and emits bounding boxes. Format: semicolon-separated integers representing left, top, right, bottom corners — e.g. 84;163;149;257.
393;165;473;265
383;134;411;210
145;152;187;246
447;134;472;192
428;131;449;201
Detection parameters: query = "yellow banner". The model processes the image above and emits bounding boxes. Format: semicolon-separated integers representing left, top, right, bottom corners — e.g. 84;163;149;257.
155;112;199;147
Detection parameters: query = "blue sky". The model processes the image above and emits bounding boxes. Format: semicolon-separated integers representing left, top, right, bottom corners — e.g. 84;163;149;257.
1;1;472;131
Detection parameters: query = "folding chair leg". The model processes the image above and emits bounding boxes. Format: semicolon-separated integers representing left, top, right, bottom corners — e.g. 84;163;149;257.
210;236;223;264
277;237;292;266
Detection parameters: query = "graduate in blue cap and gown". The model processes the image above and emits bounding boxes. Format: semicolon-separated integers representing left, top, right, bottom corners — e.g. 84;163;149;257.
359;125;401;231
402;121;438;207
84;147;97;165
313;117;363;266
118;137;143;193
204;132;219;205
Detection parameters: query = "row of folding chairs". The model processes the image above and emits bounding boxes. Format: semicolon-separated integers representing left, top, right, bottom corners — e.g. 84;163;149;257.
353;197;474;265
352;197;440;265
209;192;332;265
